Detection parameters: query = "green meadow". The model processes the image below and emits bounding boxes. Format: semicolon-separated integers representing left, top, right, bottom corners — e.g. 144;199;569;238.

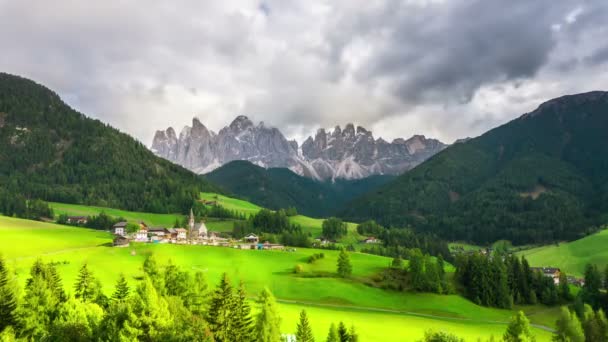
519;229;608;277
52;193;366;241
0;215;555;341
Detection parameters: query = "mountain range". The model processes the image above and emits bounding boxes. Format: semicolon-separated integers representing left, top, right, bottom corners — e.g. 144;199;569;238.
151;116;446;180
343;91;608;245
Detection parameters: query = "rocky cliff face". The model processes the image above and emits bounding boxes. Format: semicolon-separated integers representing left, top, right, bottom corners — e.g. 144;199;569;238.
151;116;446;180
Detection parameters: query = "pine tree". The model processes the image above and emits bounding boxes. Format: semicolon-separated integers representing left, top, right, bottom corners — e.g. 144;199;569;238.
74;263;97;302
558;272;571;302
326;323;339;342
112;273;130;301
337;322;350;342
255;287;282;342
233;282;255;342
582;264;602;309
0;256;17;332
142;254;165;294
296;310;314;342
581;304;603;342
553;306;584;342
348;325;359;342
337;249;352;278
503;311;536;342
207;273;234;342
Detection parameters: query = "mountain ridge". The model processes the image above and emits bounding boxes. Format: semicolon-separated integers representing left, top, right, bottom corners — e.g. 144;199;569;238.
205;160;396;217
342;90;608;245
0;73;219;213
152;116;446;180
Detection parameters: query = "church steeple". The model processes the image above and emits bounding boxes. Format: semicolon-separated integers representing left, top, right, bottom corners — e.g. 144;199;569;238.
188;208;195;239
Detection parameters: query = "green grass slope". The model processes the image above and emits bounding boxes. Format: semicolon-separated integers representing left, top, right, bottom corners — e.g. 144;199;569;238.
519;229;608;276
344;91;608;245
0;215;554;341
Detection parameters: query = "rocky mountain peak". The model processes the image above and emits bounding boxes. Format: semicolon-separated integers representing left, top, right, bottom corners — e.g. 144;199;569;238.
152;116;446;180
229;115;254;131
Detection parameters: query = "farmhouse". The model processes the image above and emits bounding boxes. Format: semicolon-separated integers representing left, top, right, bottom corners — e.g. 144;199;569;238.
364;236;380;244
135;226;149;242
148;227;167;237
112;235;130;247
531;267;561;284
67;216;88;225
175;228;188;240
113;222;127;236
244;233;259;243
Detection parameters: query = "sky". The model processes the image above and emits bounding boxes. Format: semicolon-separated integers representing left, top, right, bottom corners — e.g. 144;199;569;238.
1;0;607;145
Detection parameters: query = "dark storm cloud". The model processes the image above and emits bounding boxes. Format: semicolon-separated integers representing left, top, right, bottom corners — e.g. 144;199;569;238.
0;0;606;144
327;0;574;103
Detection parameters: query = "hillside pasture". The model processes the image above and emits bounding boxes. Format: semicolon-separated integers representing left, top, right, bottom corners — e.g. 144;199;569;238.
0;215;554;341
519;229;608;276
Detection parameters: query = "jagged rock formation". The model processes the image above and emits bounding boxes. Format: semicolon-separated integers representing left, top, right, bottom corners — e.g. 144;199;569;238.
151;116;446;180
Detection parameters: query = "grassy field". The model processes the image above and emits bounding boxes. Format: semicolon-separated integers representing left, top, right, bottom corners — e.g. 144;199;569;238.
200;192;262;216
519;229;608;276
0;215;555;341
50;202;182;227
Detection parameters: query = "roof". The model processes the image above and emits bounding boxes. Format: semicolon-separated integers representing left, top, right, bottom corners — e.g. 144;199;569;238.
167;228;177;233
148;227;167;232
531;267;560;274
245;233;258;238
175;228;187;233
68;216;87;219
113;222;127;228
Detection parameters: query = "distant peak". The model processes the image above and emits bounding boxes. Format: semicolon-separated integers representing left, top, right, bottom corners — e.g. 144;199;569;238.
344;123;355;135
356;126;370;135
230;115;254;131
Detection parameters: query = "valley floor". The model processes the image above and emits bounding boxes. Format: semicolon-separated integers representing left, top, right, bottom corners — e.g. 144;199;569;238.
0;215;557;341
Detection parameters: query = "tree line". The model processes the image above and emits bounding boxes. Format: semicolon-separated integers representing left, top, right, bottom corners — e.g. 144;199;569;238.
357;220;451;262
454;253;567;309
0;254;360;341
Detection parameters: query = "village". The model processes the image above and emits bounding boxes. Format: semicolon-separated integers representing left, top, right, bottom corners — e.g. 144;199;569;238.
110;209;286;251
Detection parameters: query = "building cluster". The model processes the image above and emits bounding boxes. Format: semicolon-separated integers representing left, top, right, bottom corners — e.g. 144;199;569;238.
112;209;285;251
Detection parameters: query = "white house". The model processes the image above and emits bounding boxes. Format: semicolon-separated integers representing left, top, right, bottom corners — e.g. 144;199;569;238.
244;233;259;243
135;227;148;241
176;228;188;240
113;222;127;236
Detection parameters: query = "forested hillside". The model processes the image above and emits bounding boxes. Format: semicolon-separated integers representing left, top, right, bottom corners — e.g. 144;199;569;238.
0;73;219;213
206;160;395;217
343;91;608;244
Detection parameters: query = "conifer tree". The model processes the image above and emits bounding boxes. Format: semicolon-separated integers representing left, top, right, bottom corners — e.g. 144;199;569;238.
553;306;584;342
232;282;255;342
296;310;314;342
326;323;339;342
581;304;603;342
337;322;350;342
255;287;282;342
0;256;17;332
582;264;602;309
131;276;172;340
207;273;234;342
557;272;571;302
337;249;352;278
503;311;536;342
142;254;165;295
348;325;359;342
74;263;97;302
112;274;130;301
189;271;208;315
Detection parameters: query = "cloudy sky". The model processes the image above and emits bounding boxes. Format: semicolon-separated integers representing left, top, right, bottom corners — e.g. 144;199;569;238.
1;0;607;144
